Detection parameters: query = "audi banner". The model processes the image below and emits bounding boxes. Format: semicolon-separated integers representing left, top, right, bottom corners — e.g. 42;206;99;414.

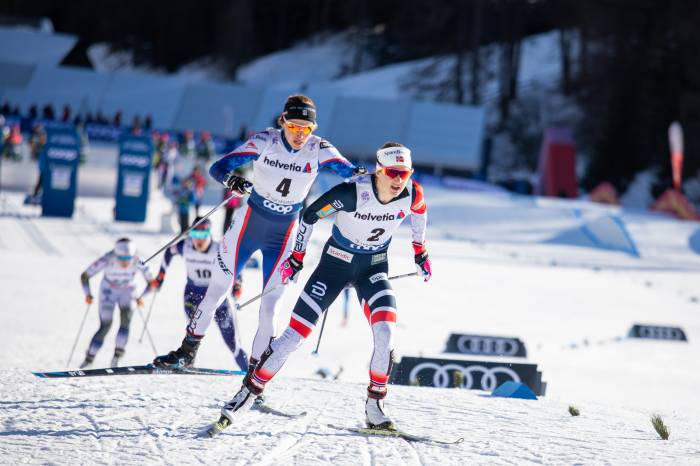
391;356;546;396
628;324;688;342
444;333;527;358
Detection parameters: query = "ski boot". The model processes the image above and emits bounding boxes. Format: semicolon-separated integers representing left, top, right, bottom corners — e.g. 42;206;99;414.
247;357;266;406
111;348;124;367
79;353;94;369
365;387;395;431
208;379;262;436
152;335;201;369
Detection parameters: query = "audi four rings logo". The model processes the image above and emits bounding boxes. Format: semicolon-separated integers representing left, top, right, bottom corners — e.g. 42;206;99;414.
629;324;687;341
263;199;294;214
456;336;520;356
408;362;520;391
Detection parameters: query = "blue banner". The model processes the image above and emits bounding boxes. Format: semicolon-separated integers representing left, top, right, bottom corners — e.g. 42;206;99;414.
115;133;153;222
40;127;81;218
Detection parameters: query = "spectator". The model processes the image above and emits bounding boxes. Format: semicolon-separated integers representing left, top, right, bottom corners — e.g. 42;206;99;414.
144;114;152;130
237;125;249;143
85;112;95;125
187;165;207;216
11;105;20;117
42;103;55;120
179;130;195;157
131;115;141;131
29;123;46;161
172;177;195;234
61;105;71;123
159;140;179;190
196;131;215;162
4;124;23;160
113;110;122;128
1;101;10;116
96;111;108;125
28;104;38;120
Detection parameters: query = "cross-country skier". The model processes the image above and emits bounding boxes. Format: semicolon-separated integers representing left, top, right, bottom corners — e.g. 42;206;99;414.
80;238;154;368
153;95;365;373
151;217;249;370
211;142;432;432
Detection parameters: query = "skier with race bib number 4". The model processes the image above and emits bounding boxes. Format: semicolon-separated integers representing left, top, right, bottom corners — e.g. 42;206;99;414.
211;142;431;433
79;238;154;368
151;217;249;371
153;95;365;372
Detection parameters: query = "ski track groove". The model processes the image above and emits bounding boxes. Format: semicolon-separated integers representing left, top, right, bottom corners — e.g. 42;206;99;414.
16;214;61;256
246;389;327;466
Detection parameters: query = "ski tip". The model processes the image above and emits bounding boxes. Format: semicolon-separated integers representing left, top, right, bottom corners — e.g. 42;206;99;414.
455;438;465;444
31;372;47;378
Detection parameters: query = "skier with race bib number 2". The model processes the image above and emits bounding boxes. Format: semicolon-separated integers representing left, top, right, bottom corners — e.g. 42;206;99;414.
210;142;432;434
153;95;365;374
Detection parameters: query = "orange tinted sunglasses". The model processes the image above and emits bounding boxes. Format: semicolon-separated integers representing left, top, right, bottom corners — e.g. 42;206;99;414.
381;167;412;180
283;119;315;136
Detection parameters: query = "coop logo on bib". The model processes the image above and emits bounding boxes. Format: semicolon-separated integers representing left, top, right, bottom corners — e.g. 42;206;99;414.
263;199;293;214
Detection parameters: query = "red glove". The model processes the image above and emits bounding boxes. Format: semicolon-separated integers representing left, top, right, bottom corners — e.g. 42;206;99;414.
279;251;305;284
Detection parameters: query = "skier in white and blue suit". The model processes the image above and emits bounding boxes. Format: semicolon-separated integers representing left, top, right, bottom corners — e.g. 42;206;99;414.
80;238;154;368
152;217;249;371
154;94;365;371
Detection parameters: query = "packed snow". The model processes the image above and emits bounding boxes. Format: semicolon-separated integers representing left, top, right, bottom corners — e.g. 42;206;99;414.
1;182;700;464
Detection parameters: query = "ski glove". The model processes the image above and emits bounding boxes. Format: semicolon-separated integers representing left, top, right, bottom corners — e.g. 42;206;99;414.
152;271;165;290
232;277;243;300
224;173;253;196
136;297;145;307
414;250;432;282
352;166;368;177
279;251;305;284
85;294;94;305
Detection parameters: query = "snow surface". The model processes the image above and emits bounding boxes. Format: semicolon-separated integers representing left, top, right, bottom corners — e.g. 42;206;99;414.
2;187;700;464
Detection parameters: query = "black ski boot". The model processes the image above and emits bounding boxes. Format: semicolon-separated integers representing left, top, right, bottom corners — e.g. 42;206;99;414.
79;353;94;369
110;348;124;367
247;357;266;405
152;335;202;369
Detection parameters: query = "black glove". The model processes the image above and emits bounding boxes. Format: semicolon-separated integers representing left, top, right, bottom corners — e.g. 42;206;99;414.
414;251;432;282
352;166;368;177
224;173;252;195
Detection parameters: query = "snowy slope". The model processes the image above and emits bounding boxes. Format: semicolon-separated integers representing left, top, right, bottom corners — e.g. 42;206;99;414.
2;188;700;464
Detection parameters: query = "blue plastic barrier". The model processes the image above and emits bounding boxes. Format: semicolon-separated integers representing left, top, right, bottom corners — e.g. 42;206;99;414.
114;133;153;222
40;127;81;218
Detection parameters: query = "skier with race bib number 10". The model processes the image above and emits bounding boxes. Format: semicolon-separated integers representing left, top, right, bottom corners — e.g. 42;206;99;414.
209;142;432;434
153;95;366;373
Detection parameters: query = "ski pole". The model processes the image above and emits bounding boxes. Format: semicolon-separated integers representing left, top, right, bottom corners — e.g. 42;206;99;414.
67;303;91;367
311;309;329;356
235;283;282;311
310;272;417;356
136;304;158;356
138;291;159;343
141;183;252;266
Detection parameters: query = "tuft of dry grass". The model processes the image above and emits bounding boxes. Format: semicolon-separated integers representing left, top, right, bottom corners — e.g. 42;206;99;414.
568;405;580;417
650;414;670;440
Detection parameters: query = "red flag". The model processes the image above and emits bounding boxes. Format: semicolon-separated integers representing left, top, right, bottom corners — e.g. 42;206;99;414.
668;121;684;191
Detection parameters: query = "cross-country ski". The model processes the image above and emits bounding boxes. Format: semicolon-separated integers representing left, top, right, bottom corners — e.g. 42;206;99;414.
327;424;464;445
32;364;245;378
